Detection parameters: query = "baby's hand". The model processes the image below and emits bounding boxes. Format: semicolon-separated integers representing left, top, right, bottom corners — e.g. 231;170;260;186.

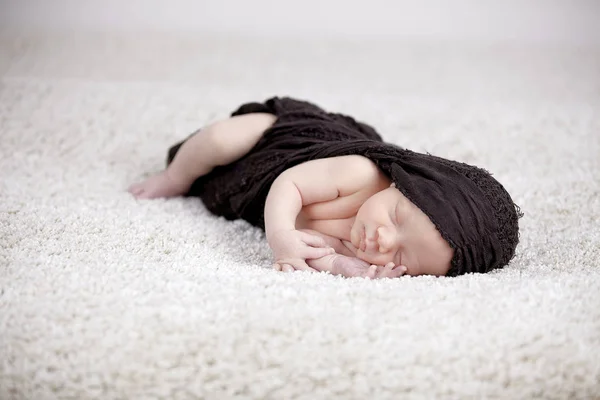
364;262;408;279
269;229;335;272
327;256;407;279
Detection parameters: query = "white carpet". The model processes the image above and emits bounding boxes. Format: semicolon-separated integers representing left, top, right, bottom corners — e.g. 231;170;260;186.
1;30;599;399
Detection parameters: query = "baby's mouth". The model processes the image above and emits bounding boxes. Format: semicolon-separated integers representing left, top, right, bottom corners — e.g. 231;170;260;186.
359;226;366;252
361;227;376;253
354;225;378;254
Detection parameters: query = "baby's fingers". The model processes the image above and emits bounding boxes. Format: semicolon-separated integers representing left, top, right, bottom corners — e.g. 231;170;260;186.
276;259;318;273
378;263;407;279
365;265;379;279
300;232;329;248
291;261;318;272
273;262;294;272
304;245;335;260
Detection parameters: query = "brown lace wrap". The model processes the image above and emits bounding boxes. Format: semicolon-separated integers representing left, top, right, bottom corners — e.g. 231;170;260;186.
167;97;522;276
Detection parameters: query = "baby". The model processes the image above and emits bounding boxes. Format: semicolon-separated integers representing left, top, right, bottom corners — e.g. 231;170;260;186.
129;97;522;279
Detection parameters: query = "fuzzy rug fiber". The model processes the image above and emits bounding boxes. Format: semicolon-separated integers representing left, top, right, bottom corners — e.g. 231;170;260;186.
1;30;599;399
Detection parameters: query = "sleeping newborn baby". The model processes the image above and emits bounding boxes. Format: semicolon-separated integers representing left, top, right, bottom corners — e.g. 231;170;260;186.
129;97;522;279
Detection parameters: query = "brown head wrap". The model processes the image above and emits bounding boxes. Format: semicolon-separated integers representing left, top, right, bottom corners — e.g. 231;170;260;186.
359;146;523;275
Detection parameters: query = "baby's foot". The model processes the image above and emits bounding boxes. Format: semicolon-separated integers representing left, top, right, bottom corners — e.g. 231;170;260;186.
330;254;371;277
332;256;407;279
128;170;190;199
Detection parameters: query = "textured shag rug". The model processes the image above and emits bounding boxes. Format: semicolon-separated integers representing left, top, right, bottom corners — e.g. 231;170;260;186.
1;30;599;399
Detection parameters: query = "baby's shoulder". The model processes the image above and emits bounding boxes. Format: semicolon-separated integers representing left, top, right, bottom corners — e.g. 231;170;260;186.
283;155;381;181
325;155;390;187
279;155;390;195
322;155;381;175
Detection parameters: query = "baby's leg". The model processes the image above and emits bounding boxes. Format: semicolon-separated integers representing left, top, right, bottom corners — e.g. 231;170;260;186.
129;113;276;199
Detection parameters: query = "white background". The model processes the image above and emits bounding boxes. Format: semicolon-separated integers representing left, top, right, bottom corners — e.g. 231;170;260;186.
1;0;599;44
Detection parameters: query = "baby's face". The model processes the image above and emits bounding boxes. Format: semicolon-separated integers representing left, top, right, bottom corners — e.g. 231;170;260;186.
350;186;453;276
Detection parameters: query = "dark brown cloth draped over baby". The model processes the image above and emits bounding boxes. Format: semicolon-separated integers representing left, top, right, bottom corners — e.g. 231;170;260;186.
167;97;522;276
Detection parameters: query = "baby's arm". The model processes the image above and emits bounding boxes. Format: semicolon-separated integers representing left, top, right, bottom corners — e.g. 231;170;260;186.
296;229;407;279
265;156;407;278
264;157;378;271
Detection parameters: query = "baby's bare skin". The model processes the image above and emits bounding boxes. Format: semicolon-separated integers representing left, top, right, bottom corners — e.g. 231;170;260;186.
128;169;190;199
264;156;453;276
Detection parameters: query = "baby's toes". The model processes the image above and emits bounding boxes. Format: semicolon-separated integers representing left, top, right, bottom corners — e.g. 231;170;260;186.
365;265;378;279
128;183;146;197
